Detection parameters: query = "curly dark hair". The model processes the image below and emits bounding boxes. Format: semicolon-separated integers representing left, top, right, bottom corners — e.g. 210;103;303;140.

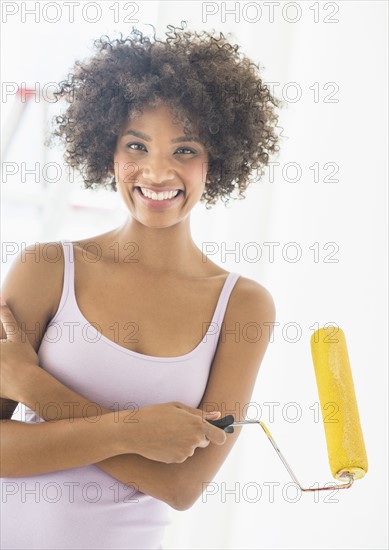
47;22;282;208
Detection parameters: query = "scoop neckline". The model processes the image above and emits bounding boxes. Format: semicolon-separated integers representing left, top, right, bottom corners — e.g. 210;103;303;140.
71;272;235;361
59;240;237;362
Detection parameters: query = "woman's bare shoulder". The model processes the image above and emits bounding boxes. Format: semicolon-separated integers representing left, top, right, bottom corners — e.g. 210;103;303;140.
1;240;68;349
229;275;277;318
9;240;65;277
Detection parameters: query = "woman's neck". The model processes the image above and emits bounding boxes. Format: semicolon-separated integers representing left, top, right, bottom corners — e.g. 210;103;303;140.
106;216;204;276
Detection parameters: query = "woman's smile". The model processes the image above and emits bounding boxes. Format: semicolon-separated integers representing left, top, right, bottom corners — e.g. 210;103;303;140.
133;185;185;210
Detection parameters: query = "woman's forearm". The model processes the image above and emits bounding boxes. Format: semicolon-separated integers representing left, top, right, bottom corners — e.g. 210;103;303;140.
17;365;109;421
94;453;185;508
0;413;123;477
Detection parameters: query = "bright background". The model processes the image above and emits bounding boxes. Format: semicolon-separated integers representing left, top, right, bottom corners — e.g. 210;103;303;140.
1;1;387;549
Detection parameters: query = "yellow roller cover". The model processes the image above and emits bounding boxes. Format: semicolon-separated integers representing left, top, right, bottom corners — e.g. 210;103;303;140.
310;326;368;480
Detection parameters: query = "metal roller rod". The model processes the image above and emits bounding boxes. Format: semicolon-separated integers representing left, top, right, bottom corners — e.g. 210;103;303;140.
232;420;355;491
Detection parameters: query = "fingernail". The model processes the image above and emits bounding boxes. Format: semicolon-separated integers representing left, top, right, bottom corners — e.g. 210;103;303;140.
0;296;6;306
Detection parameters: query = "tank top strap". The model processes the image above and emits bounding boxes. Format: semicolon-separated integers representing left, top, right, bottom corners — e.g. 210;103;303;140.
49;239;76;323
213;272;240;327
60;239;75;295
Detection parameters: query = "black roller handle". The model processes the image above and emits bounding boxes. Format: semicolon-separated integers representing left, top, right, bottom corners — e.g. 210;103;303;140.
207;414;235;433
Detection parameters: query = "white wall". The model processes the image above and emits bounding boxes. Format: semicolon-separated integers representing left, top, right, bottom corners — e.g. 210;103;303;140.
1;1;387;549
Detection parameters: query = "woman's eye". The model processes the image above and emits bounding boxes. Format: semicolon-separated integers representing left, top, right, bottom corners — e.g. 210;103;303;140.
126;142;146;151
175;147;195;155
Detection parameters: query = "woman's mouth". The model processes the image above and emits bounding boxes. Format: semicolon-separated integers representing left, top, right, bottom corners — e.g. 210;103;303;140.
133;186;184;209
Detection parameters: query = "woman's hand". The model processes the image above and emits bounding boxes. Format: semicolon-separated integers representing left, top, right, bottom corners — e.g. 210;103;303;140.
117;402;227;463
0;296;40;401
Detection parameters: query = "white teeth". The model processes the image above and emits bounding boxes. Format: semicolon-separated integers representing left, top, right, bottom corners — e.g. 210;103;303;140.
139;187;179;200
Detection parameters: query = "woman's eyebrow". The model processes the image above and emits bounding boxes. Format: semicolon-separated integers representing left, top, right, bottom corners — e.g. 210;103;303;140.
121;129;151;140
122;129;202;144
171;136;202;144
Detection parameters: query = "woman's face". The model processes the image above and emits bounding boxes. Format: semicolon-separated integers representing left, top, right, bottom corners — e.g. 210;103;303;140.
112;102;209;228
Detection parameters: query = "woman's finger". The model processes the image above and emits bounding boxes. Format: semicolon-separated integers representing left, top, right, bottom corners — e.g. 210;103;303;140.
204;411;221;418
0;297;22;342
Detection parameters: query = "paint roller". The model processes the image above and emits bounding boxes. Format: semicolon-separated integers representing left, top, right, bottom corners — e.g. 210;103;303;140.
208;326;368;492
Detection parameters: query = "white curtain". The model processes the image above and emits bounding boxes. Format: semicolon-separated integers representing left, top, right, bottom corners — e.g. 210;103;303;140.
1;2;387;549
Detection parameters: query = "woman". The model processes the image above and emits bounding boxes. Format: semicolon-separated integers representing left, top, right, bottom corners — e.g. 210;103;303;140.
0;24;280;549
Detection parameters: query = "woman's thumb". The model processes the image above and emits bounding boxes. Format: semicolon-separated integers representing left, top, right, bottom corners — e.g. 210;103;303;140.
204;411;221;418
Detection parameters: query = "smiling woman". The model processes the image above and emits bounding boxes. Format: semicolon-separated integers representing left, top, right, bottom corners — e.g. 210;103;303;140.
0;21;280;550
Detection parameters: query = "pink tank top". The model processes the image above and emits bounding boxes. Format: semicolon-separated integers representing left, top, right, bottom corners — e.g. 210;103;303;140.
0;239;240;550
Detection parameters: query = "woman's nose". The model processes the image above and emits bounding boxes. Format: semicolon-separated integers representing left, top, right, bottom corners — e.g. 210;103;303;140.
140;155;175;184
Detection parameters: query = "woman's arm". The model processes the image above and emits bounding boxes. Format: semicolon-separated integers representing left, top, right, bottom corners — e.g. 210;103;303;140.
0;412;123;477
11;277;276;510
1;399;223;482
